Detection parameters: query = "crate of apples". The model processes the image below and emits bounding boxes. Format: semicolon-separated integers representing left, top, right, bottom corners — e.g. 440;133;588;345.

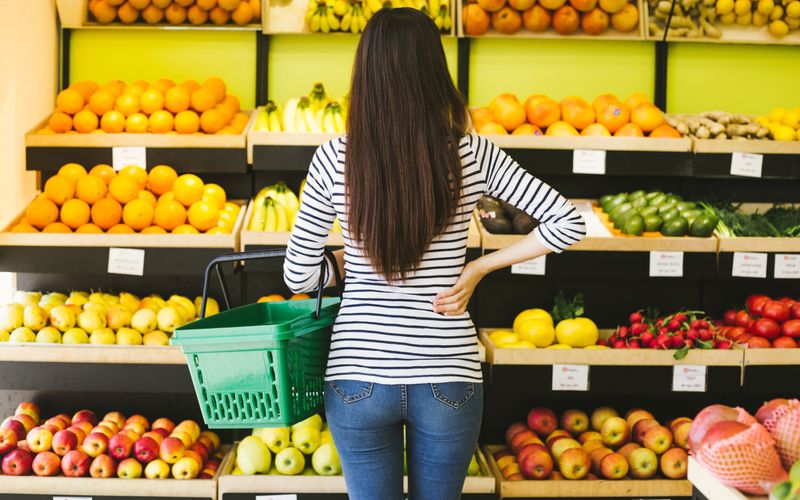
494;405;691;482
720;294;800;349
0;401;223;480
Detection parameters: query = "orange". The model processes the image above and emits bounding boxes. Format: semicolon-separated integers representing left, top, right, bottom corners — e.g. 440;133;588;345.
197;0;217;9
631;104;665;132
210;5;231;23
138;190;157;207
119;165;148;189
156;77;175;89
545;120;580;136
26;198;59;229
581;123;611;136
140;89;165;115
165;3;188;23
174;110;200;134
202;183;226;209
158;191;176;205
624;92;651;112
188;200;219;231
89;90;116;116
232;112;249;128
70;81;98;102
224;201;240;213
477;122;507;135
592;93;623;115
11;223;38;233
91;197;123;229
222;95;240;114
489;94;526;132
56;88;85;115
290;293;311;300
109;175;140;204
60;199;91;229
142;4;165;23
58;163;88;182
199;108;225;134
91;1;118;23
165;86;191;113
154;200;187;230
216;103;235;123
76;223;104;233
122;199;155;230
206;227;226;234
108;224;135;234
100;81;125;98
172;174;204;206
73;109;99;133
36;128;56;135
172;224;199;234
188;5;210;24
147;165;178;195
561;102;595;131
511;123;543;135
44;175;76;205
218;0;241;11
125;113;149;133
126;81;148;97
231;2;254;24
203;77;227;102
76;175;108;204
100;110;126;133
141;225;167;234
149;110;174;133
649;124;682;138
524;95;560;129
217;209;237;230
258;294;285;302
42;222;72;233
89;164;116;185
180;80;201;92
614;122;645;137
190;88;217;113
116;93;140;117
49;112;73;133
596;103;630;134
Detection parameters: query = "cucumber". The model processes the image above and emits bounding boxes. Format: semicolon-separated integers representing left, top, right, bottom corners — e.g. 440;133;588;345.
645;191;664;201
629;190;646;200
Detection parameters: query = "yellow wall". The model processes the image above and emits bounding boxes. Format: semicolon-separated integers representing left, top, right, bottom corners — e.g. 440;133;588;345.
69;29;257;109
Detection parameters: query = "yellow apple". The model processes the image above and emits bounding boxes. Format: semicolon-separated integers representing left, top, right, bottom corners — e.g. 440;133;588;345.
131;309;157;334
116;328;143;345
90;328;116;345
36;326;62;343
63;327;89;344
143;330;169;346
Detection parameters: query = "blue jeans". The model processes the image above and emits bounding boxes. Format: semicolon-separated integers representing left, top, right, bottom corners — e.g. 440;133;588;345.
324;380;483;500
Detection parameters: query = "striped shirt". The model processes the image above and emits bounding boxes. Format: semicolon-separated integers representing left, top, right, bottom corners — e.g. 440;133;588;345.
283;134;586;385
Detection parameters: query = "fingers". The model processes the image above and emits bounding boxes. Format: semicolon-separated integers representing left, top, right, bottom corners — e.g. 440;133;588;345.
435;286;460;300
434;288;466;306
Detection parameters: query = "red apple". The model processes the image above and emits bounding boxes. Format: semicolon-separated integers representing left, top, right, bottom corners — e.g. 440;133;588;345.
582;439;606;454
505;421;529;445
91;425;115;440
0;426;18;455
590;447;613;475
73;421;93;438
82;432;110;458
117;457;143;478
627;447;658;479
142;431;165;446
510;429;540;453
26;426;53;453
559;448;591;479
560;409;590;435
72;410;98;427
44;417;68;431
668;417;692;432
67;426;87;445
688;405;739;451
151;417;176;434
61;449;90;477
545;429;571;448
13;414;36;433
502;462;521;478
673;422;691;450
102;412;126;430
153;427;170;438
15;402;41;424
660;447;688;478
578;431;602;444
643;425;673;454
519;444;554;479
633;418;660;444
625;409;655;430
599;452;628;479
124;415;150;432
159;436;186;464
527;407;558;437
97;420;119;435
183;449;204;468
109;433;134;460
494;449;516;470
191;442;210;463
591;407;619;431
2;448;33;475
134;436;160;464
90;453;116;478
518;442;547;465
601;417;630;448
551;438;581;460
617;442;640;459
701;420;750;448
32;451;61;476
52;429;78;456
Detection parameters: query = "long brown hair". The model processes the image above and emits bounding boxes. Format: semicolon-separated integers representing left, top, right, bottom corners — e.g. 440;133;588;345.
346;8;469;282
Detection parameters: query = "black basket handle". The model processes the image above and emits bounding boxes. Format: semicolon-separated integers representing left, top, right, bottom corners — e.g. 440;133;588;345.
199;248;342;320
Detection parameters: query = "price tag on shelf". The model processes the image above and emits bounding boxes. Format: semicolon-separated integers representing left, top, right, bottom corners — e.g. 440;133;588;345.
732;252;768;278
112;146;146;171
672;365;707;392
774;254;800;279
54;497;91;500
572;149;606;175
107;248;145;276
730;152;763;178
552;364;589;391
257;496;298;500
511;256;546;276
649;251;684;277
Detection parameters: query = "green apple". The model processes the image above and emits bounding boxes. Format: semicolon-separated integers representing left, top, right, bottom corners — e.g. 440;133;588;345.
468;454;480;476
102;293;119;304
320;429;334;445
311;443;342;476
23;305;48;331
302;467;317;475
275;447;305;475
0;329;9;342
90;328;116;345
42;292;67;304
36;326;62;343
49;305;76;332
116;327;143;345
0;303;23;331
88;292;105;304
63;327;89;344
291;414;323;433
267;467;280;475
10;327;36;343
292;426;321;455
119;292;140;312
257;427;291;454
236;437;271;475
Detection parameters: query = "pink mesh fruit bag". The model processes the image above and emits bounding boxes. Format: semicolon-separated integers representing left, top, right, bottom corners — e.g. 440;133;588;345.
760;399;800;469
695;410;786;495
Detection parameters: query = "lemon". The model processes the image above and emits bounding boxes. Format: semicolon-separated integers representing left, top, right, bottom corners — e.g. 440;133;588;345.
717;0;735;14
513;308;553;333
773;125;797;141
753;11;769;25
502;340;536;349
781;110;800;129
754;116;770;127
757;0;774;14
736;11;752;24
489;330;519;346
518;318;556;347
787;0;800;17
787;16;800;28
734;0;752;15
555;317;600;347
720;12;737;23
770;107;788;122
546;344;573;349
770;5;784;19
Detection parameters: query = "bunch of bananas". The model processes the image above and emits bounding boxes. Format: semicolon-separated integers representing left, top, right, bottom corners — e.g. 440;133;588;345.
253;83;347;133
249;182;300;232
305;0;451;34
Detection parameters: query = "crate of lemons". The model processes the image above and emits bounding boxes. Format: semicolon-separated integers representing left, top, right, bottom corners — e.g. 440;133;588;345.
0;290;219;346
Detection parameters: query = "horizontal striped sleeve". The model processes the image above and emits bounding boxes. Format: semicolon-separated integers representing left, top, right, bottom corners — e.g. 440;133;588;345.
472;135;586;253
282;140;338;294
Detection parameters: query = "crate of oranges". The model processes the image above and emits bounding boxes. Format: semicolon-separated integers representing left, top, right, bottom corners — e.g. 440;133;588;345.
0;163;245;249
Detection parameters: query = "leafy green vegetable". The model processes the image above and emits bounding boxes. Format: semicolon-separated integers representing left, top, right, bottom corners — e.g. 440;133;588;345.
551;291;585;324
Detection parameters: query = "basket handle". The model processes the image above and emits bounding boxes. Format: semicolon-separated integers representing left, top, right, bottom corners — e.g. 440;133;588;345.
199;248;342;320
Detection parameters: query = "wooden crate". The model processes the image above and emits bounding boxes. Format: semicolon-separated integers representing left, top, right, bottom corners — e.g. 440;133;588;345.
0;343;186;364
688;457;766;500
246;107;344;164
484;444;692;498
714;204;800;254
485;134;692;153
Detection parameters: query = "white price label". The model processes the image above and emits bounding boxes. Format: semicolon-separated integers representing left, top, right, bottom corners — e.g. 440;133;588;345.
649;251;684;277
730;152;763;178
774;254;800;279
112;146;146;171
511;256;546;276
572;149;606;175
54;497;91;500
552;364;589;391
256;496;298;500
672;365;707;392
107;248;145;276
732;252;768;278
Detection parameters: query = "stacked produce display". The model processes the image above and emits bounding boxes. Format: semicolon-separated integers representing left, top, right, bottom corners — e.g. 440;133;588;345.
605;309;734;354
37;78;247;135
496;405;690;480
472;92;681;138
597;191;719;237
0;290;218;345
253;83;347;133
303;0;451;33
8;163;241;235
247;179;343;233
0;402;222;479
87;0;261;26
720;294;800;348
703;203;800;237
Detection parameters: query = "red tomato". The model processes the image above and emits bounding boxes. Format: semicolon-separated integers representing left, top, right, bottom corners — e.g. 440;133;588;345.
735;310;751;327
723;309;738;326
746;294;771;312
782;319;800;339
750;296;771;316
752;318;782;340
747;336;772;348
763;300;791;323
733;332;752;344
725;326;746;340
778;296;797;307
773;337;798;348
792;302;800;320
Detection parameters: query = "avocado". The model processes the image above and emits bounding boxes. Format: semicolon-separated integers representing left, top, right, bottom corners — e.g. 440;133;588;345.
481;216;513;234
513;213;537;234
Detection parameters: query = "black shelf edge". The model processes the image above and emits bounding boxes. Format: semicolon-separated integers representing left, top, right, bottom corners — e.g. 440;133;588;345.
693;152;800;180
509;149;694;177
252;144;317;172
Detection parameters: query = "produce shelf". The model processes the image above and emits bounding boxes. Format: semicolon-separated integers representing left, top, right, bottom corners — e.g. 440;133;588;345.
248;127;343;170
742;348;800;395
0;343;185;364
693;139;800;180
484;445;693;499
687;457;765;500
239;199;345;250
656;24;800;46
26;112;255;174
218;445;495;499
0;446;232;500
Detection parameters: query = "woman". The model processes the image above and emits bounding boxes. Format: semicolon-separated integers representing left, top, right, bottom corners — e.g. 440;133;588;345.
284;8;586;499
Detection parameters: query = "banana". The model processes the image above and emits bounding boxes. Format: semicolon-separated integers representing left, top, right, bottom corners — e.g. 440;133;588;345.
367;0;383;13
269;109;282;131
415;0;427;12
334;0;350;15
283;98;299;132
308;83;328;112
265;199;278;232
281;184;300;213
428;0;439;16
299;178;307;200
358;9;367;31
296;97;313;132
304;106;322;133
250;195;267;230
254;109;269;132
434;12;443;28
327;6;341;30
310;9;322;31
341;7;353;30
331;217;342;233
333;106;345;133
322;106;335;133
320;9;330;32
362;0;373;19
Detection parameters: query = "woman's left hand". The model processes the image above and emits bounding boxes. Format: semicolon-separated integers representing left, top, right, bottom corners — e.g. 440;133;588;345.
433;261;485;316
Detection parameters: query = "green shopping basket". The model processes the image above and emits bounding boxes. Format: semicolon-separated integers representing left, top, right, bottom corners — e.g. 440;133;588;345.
171;249;341;429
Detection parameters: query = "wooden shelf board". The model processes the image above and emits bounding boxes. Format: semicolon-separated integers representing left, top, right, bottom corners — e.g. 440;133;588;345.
717;237;800;253
239;199;345;248
484;134;692;152
744;348;800;366
688;457;766;500
659;24;800;45
0;343;187;365
694;138;800;155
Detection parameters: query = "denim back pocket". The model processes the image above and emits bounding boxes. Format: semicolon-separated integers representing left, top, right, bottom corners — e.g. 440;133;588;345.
430;382;476;409
329;380;374;404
